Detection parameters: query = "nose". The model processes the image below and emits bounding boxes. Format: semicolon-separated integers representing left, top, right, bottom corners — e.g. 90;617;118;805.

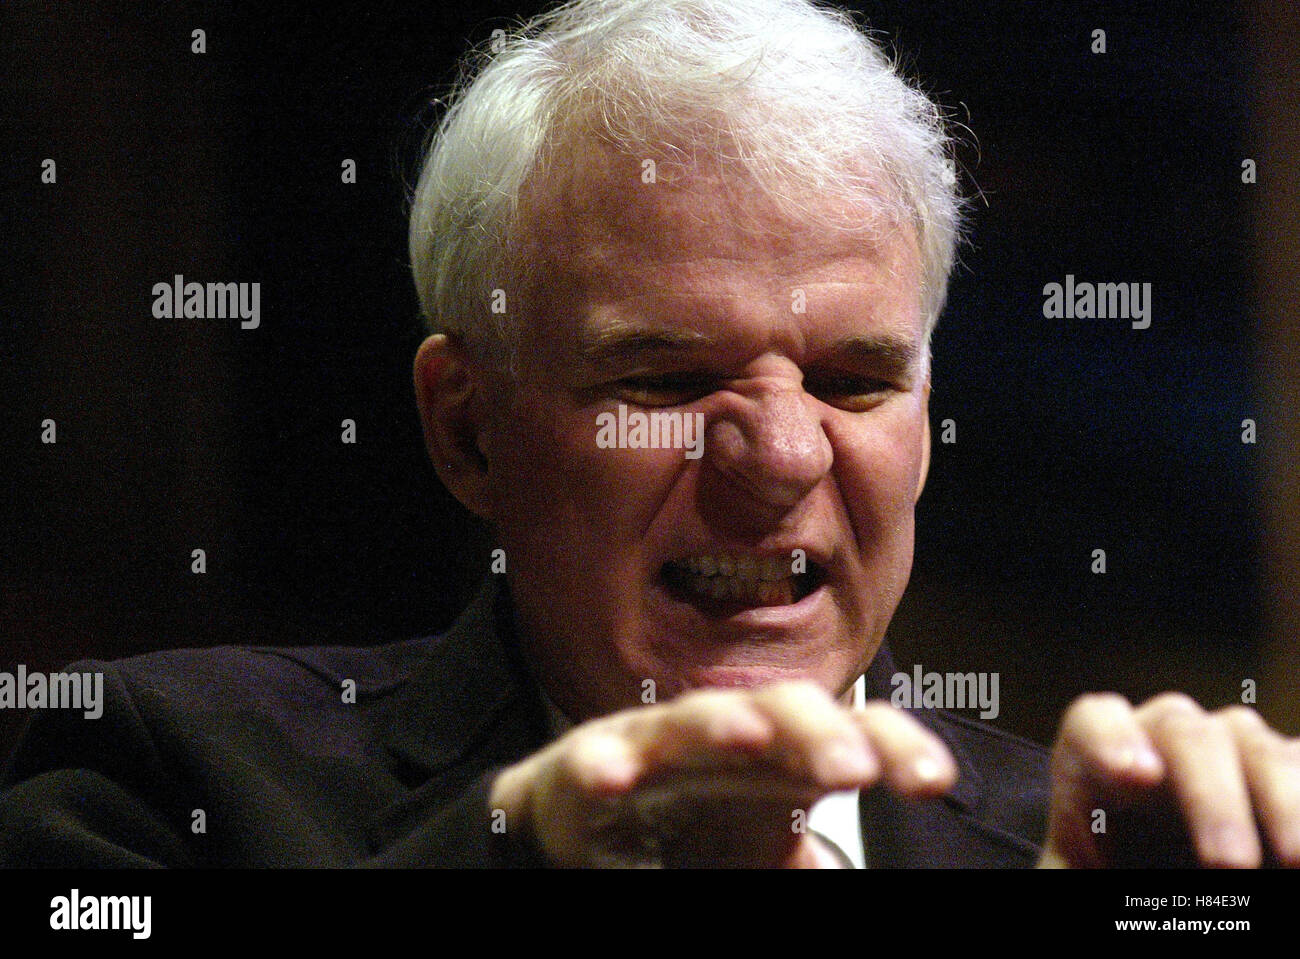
700;381;832;513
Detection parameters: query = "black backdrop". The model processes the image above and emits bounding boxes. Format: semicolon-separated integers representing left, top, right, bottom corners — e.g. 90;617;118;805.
1;0;1286;756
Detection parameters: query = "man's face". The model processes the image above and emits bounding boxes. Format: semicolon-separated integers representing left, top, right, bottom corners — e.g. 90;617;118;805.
475;146;931;723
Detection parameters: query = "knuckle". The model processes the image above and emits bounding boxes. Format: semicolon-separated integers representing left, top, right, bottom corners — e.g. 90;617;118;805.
661;689;726;728
1150;709;1210;741
674;689;737;719
1075;691;1130;711
1140;693;1206;735
1056;692;1131;742
1216;704;1267;733
756;679;831;712
1143;691;1202;717
1217;704;1263;723
859;701;934;743
858;700;906;726
783;678;833;701
674;686;732;709
1217;705;1274;747
1062;692;1131;725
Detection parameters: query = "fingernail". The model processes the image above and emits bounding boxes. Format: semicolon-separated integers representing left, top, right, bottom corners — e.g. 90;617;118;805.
579;740;638;792
1116;745;1161;776
913;756;943;784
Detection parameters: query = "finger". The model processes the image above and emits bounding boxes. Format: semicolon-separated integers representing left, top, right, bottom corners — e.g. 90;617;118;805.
624;766;825;814
1043;693;1163;868
1140;695;1261;868
621;687;777;774
784;833;849;869
748;681;878;788
1053;693;1165;793
560;727;644;796
852;701;957;797
497;729;651;868
1222;707;1300;867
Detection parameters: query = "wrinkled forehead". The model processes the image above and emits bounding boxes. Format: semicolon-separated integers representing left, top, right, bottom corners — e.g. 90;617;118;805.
521;139;903;252
509;138;921;319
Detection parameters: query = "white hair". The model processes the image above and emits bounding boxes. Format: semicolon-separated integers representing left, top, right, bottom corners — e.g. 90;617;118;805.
409;0;963;366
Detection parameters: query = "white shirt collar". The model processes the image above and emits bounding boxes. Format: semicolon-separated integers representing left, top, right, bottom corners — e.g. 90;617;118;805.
806;674;867;867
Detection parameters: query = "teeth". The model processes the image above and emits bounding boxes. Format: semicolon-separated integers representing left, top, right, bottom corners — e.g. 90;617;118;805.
673;551;813;606
684;571;798;605
673;552;808;583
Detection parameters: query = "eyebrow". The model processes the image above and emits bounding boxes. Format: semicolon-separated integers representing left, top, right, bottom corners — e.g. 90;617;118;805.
578;327;719;369
578;326;923;375
824;334;922;375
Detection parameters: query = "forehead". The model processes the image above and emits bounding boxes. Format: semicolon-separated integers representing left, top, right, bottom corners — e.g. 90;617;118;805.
511;141;923;351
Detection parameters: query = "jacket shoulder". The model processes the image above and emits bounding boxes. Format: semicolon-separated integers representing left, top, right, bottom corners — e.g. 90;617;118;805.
108;634;436;706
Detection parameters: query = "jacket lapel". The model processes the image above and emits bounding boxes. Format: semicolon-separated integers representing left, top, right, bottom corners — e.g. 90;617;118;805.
380;577;549;779
859;645;1047;868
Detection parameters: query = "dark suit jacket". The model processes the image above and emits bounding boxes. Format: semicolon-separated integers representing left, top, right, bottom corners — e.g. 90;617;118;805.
0;579;1049;867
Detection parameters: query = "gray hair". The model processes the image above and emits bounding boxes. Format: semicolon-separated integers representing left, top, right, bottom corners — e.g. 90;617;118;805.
409;0;963;366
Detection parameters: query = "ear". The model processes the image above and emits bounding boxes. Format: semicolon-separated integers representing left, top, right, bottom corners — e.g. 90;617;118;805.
915;377;931;504
413;333;494;520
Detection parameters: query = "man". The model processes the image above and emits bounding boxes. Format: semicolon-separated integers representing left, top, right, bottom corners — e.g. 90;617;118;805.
2;0;1296;869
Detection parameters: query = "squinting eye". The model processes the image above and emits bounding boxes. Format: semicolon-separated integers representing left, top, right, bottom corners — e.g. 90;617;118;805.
805;374;893;410
617;374;712;406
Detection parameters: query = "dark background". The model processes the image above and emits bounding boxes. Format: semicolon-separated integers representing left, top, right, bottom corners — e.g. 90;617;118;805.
3;0;1296;758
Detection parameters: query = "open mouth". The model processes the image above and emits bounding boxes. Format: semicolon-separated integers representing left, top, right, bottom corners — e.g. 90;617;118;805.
660;552;827;609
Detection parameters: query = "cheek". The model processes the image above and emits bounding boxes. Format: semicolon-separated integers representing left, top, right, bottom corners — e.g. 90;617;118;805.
486;392;680;563
828;407;926;553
